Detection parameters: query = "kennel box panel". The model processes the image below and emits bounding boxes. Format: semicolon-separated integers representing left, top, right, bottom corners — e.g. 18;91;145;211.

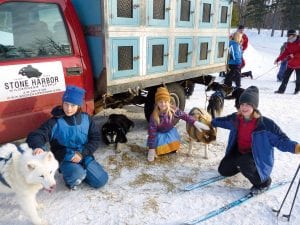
147;0;171;27
109;0;140;26
147;37;169;74
197;37;212;65
174;37;193;69
217;0;231;28
214;36;228;63
110;38;140;79
176;0;195;28
199;0;215;28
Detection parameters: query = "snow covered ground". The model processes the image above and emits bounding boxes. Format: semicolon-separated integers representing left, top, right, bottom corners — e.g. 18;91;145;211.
1;29;300;225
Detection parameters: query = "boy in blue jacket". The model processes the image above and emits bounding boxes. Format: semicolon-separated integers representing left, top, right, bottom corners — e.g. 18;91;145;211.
211;86;300;194
27;85;108;190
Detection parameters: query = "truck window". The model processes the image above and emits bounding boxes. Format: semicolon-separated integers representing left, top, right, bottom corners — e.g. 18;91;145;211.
180;0;191;22
200;42;209;60
152;44;164;66
117;0;133;18
118;46;133;70
178;43;188;63
0;2;71;61
220;6;228;23
153;0;166;20
202;3;211;23
217;42;225;58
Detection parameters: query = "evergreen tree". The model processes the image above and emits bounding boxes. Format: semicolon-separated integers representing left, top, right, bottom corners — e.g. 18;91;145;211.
245;0;269;33
280;0;300;30
231;5;239;27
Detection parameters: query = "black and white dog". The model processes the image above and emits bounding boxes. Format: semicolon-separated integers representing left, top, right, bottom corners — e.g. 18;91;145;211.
101;114;134;145
224;87;245;109
206;82;233;119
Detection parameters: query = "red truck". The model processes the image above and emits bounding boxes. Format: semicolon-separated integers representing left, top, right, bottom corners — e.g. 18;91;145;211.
0;0;232;143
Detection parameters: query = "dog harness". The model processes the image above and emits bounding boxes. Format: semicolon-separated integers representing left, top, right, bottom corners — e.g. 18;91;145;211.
0;153;12;188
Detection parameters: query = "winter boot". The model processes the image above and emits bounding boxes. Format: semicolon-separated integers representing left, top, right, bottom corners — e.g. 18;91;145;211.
274;90;284;94
250;178;272;195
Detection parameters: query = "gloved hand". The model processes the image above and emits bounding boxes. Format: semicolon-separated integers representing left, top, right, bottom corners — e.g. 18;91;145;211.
147;149;156;162
295;144;300;154
193;121;210;132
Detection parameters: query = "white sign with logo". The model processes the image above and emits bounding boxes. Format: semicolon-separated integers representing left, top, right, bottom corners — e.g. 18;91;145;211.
0;61;66;102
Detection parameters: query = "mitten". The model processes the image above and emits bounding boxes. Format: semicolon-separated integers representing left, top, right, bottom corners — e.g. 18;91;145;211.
295;144;300;154
147;149;156;162
193;121;210;132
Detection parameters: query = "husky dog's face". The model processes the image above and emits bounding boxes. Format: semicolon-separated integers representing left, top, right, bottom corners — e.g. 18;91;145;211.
102;120;128;145
21;150;59;192
104;128;118;144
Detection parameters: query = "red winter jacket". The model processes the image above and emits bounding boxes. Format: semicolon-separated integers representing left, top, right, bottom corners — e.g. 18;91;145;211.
276;37;300;69
229;33;248;51
241;34;248;51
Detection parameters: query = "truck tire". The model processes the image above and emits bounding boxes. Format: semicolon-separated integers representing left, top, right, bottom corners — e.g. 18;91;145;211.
144;88;156;122
167;83;186;111
144;83;186;122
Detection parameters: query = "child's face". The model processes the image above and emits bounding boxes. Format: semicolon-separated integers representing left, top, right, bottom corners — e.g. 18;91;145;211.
157;100;169;112
239;103;254;118
63;102;79;116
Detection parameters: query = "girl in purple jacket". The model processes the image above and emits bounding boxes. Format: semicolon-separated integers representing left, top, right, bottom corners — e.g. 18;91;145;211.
147;87;209;162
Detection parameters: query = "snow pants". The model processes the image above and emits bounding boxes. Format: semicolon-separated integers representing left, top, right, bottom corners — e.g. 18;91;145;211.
218;150;269;187
276;60;288;81
277;68;300;93
224;64;241;87
60;156;108;189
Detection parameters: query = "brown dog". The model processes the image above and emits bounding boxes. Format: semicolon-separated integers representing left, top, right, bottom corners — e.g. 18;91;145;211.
186;107;216;158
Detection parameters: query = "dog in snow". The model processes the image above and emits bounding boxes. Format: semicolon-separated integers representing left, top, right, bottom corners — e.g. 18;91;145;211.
224;87;245;109
186;107;216;158
0;143;58;225
206;82;233;119
101;114;134;151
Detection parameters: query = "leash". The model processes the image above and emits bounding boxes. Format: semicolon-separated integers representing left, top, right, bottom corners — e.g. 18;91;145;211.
253;66;277;80
0;153;12;188
0;144;25;188
204;90;209;109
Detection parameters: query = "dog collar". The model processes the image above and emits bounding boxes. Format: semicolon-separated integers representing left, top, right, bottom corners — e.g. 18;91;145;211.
0;153;12;188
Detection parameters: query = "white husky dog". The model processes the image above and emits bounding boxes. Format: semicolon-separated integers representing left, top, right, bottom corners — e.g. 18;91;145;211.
0;143;59;225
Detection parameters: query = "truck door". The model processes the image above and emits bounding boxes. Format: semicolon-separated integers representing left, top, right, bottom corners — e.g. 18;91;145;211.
0;1;85;143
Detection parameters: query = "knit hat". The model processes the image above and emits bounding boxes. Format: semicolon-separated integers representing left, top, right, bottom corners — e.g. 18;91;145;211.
238;25;245;30
239;86;259;109
287;29;297;36
62;85;85;106
155;87;171;103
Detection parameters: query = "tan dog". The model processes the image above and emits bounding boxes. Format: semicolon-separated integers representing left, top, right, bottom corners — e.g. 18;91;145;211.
186;107;216;158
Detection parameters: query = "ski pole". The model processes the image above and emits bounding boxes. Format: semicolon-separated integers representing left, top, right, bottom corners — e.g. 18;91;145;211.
282;175;300;221
272;163;300;216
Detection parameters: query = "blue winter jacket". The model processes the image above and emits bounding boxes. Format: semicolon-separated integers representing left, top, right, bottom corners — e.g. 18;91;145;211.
212;112;297;182
27;106;101;163
228;40;243;65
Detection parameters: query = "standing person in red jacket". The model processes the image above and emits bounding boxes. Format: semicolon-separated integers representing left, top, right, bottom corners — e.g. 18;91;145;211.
237;25;248;51
274;29;300;95
237;25;248;68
